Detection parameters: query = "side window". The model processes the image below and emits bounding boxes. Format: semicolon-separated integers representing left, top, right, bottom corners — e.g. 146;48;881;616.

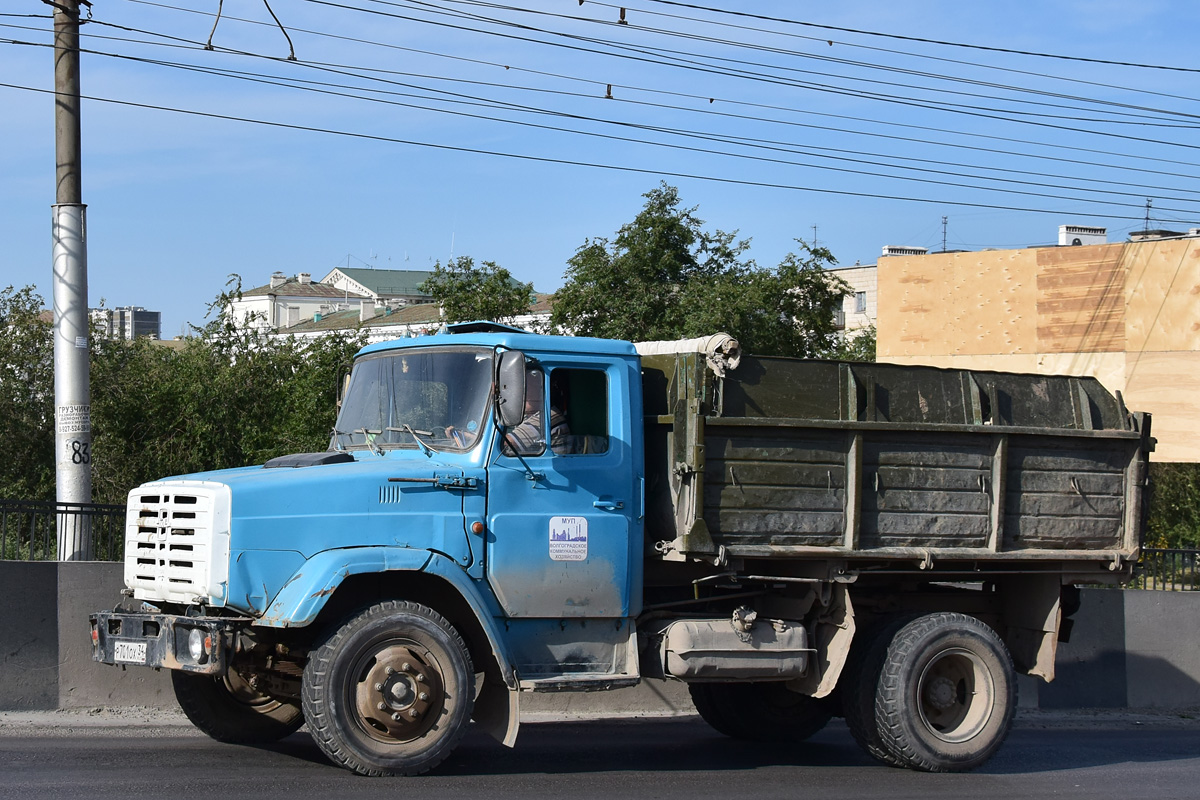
549;368;609;455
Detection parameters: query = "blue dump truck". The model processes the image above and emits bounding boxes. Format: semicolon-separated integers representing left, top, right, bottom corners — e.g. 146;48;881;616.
91;325;1152;775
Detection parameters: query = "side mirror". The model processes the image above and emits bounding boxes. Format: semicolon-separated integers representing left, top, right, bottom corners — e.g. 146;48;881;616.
497;350;526;428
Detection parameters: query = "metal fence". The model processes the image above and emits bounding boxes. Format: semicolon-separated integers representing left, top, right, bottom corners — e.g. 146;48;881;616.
0;500;126;562
1135;548;1199;591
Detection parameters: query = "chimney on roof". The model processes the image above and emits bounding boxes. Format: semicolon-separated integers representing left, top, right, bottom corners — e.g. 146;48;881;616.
361;301;377;323
269;271;287;289
1059;224;1106;247
880;245;928;258
297;272;311;285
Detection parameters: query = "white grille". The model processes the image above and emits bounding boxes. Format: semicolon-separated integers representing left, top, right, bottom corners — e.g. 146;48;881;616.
124;481;231;606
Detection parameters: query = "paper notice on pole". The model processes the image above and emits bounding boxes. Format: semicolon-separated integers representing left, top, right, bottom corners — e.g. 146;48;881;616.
56;404;91;434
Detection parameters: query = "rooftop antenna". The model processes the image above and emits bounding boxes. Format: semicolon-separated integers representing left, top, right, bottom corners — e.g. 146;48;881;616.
811;223;818;248
1144;198;1153;231
941;216;948;253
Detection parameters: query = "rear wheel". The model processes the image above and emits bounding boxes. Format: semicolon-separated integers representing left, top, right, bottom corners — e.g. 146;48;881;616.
689;682;834;742
172;669;303;744
841;615;919;767
875;613;1016;772
302;600;474;776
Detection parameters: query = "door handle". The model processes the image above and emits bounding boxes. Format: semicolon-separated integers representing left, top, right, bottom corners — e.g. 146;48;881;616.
593;499;624;510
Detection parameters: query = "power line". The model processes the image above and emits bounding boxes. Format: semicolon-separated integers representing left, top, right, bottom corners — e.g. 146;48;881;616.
637;0;1200;73
431;0;1200;125
15;18;1196;198
20;32;1199;213
296;0;1200;151
0;79;1170;222
94;7;1200;177
568;0;1200;107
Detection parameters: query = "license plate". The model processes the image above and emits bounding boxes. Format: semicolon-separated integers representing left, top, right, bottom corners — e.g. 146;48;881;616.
113;640;148;664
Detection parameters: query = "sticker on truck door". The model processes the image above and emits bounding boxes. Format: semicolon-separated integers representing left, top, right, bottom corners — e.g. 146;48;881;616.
549;516;588;561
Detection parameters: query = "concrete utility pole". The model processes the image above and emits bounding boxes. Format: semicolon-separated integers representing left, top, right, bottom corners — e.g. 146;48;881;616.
50;0;92;560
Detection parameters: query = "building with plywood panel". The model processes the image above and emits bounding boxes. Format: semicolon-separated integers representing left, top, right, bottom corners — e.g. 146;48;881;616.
876;234;1200;462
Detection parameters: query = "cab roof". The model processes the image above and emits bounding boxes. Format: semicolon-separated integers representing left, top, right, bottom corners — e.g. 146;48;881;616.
355;325;638;360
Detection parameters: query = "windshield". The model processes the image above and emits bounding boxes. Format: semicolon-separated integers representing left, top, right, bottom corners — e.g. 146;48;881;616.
333;346;494;453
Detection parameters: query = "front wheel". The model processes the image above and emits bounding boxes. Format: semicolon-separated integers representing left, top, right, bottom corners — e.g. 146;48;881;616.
171;670;304;744
689;681;834;742
874;613;1016;772
302;600;475;776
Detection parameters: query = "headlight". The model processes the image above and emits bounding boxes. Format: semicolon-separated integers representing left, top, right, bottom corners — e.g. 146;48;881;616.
188;628;206;662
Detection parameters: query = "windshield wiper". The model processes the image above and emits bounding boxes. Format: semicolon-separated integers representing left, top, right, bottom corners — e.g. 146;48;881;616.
355;427;384;456
330;427;347;452
388;425;437;458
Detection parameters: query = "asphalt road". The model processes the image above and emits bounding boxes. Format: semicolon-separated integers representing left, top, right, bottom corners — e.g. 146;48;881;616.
1;714;1198;800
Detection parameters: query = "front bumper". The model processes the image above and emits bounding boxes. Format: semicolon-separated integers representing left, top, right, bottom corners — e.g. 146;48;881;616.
90;611;245;675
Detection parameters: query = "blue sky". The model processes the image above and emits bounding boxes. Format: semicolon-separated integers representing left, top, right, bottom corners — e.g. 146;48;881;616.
3;0;1199;337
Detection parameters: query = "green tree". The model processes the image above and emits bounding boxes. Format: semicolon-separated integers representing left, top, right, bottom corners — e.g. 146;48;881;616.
0;286;55;501
551;183;724;342
827;324;877;363
674;243;852;358
89;281;363;504
420;256;535;325
551;183;850;357
1146;463;1200;549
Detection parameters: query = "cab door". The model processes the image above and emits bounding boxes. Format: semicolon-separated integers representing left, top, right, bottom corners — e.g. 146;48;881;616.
485;357;642;619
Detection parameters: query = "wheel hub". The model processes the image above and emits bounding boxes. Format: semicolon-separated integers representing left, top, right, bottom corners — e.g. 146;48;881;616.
923;675;958;711
354;645;443;742
915;647;995;744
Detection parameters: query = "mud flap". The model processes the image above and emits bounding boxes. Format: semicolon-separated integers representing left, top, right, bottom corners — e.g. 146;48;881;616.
1001;574;1062;681
787;583;855;698
473;677;520;747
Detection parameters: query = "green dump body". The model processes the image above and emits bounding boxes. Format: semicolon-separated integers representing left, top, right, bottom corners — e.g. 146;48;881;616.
641;353;1153;567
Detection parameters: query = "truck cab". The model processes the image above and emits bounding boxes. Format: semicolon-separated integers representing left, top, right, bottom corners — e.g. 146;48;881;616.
93;328;647;774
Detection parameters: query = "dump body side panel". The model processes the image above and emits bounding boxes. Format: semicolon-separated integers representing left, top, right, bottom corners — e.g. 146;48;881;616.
642;353;1151;566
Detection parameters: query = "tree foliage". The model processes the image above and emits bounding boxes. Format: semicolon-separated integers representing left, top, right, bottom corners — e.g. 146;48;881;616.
0;286;55;501
550;183;851;358
420;256;535;325
827;325;877;363
1146;463;1200;549
2;280;364;505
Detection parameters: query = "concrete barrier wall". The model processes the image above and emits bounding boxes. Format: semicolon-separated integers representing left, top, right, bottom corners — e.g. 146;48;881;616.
1;564;1196;712
0;562;172;710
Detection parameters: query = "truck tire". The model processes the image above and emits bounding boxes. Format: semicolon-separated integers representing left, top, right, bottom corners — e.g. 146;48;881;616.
302;600;475;776
171;670;303;744
841;614;920;768
689;682;833;742
874;613;1016;772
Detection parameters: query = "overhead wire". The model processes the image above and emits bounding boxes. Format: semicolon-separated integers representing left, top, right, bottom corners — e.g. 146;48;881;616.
31;36;1199;215
0;78;1172;224
567;0;1200;106
295;0;1200;151
8;3;1196;228
637;0;1200;74
420;0;1200;126
19;26;1199;211
103;4;1200;177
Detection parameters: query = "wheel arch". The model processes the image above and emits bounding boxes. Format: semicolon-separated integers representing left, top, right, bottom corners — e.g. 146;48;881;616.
257;547;518;691
310;568;512;691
